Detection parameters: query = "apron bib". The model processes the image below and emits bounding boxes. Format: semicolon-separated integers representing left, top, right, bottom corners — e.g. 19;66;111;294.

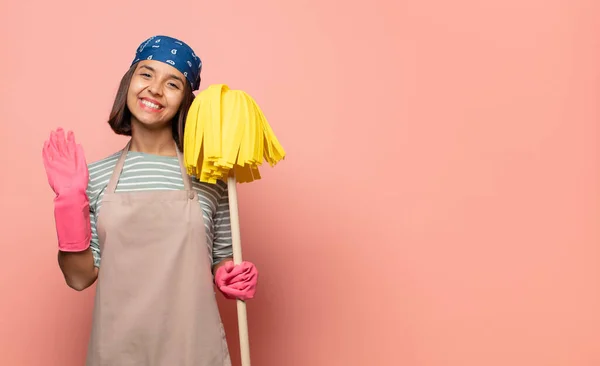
85;141;231;366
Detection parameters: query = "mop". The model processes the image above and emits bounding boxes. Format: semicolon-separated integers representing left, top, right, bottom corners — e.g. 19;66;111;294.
183;84;286;366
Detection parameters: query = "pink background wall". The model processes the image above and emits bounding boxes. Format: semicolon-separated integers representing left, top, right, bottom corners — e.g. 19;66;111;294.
1;1;598;365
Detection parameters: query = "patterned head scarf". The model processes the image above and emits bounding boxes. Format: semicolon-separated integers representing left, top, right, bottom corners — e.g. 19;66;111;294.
131;35;202;91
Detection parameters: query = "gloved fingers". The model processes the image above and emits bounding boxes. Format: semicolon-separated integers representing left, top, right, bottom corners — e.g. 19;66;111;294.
219;289;238;300
219;287;245;299
218;285;256;301
216;262;257;284
42;139;54;164
215;261;244;278
66;130;76;157
225;280;256;292
215;261;258;300
50;129;63;157
56;128;68;156
42;140;56;190
75;144;88;174
231;262;258;281
224;266;247;279
51;131;66;161
215;262;258;300
227;270;258;284
230;261;257;274
240;261;258;275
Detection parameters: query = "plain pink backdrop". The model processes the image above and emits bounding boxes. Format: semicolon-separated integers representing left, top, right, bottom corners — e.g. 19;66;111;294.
0;0;598;365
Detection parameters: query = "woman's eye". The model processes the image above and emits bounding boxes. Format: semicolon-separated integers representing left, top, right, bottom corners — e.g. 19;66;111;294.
141;73;151;78
168;83;180;89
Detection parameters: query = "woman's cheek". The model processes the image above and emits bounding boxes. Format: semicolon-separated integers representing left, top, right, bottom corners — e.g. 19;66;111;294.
166;91;184;109
129;80;147;93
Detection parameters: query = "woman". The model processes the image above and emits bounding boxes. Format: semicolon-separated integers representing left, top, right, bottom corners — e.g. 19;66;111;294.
42;35;258;366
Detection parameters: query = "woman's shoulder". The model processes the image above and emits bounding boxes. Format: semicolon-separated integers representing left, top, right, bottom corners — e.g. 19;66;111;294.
190;175;227;188
85;151;122;198
88;151;121;168
190;176;228;196
87;151;122;177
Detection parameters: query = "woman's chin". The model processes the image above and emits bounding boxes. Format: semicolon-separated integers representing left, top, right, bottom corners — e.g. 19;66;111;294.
132;117;172;131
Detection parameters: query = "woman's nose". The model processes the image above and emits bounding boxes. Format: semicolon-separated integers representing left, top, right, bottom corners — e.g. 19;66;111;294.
148;81;163;96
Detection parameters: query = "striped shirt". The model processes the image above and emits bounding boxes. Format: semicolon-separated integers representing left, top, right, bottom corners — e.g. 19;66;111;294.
86;150;233;268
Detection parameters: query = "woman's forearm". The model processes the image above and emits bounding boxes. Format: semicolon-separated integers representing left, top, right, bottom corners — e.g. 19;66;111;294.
58;248;98;291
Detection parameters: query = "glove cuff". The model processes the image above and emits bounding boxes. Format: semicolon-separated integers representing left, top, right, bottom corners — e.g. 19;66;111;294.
54;191;91;252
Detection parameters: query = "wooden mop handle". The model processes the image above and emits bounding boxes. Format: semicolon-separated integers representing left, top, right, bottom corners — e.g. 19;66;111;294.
227;175;251;366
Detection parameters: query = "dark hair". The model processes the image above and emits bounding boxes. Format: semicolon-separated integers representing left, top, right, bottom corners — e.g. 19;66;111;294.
107;64;196;151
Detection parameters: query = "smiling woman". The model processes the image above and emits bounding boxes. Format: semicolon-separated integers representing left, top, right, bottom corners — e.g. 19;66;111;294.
41;35;258;366
107;60;195;152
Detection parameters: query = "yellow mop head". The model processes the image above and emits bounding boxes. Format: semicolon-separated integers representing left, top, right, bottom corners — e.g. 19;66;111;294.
183;84;286;184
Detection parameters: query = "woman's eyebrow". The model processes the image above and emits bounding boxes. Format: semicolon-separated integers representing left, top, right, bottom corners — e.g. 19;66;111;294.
140;65;155;72
140;64;183;83
168;74;184;83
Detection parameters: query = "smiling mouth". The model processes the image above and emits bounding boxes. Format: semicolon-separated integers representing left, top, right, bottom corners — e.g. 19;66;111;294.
140;98;164;111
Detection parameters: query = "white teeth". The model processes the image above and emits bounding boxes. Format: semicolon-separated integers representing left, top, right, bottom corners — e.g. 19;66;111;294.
142;100;161;109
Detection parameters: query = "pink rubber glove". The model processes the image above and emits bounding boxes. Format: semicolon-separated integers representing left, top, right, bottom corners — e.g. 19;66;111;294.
214;261;258;301
42;128;91;252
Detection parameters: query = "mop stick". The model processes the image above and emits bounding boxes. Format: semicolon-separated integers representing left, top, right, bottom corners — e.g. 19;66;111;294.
227;174;252;366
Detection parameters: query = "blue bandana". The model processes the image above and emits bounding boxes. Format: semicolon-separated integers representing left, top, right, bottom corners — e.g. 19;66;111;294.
131;35;202;90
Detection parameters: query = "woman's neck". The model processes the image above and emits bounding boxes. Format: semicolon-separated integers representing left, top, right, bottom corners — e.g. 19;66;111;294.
129;121;177;156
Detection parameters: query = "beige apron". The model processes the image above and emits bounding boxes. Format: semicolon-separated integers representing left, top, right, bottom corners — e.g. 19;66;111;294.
86;142;231;366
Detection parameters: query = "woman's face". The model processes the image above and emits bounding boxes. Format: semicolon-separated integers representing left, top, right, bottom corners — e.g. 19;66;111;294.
126;60;186;129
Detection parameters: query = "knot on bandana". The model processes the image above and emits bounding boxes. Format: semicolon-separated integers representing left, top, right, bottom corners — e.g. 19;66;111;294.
131;35;202;91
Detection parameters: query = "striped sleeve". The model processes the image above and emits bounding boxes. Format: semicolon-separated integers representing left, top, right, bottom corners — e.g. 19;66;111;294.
86;154;120;268
86;174;102;268
89;207;101;267
212;180;233;265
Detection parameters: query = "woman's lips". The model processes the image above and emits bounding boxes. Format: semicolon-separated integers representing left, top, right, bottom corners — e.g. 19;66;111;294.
139;98;164;113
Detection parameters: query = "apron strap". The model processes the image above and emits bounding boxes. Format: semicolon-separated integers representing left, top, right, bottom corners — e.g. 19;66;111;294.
106;141;131;194
105;139;192;194
175;146;192;191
